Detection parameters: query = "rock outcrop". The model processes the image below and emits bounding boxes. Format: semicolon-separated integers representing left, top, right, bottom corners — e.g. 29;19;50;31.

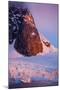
9;6;43;56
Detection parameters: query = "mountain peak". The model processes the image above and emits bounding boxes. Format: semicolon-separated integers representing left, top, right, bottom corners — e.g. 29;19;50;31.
9;6;57;57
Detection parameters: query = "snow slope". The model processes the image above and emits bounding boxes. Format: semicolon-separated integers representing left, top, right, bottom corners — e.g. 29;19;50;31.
37;32;57;55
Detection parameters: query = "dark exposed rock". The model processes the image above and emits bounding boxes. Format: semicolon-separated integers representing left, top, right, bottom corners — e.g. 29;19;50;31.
9;6;43;56
43;41;50;47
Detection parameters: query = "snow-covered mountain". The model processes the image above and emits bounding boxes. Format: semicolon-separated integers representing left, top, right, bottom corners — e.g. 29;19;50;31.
9;6;57;57
37;32;57;56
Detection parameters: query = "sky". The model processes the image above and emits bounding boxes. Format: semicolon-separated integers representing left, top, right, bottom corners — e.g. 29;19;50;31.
9;1;58;47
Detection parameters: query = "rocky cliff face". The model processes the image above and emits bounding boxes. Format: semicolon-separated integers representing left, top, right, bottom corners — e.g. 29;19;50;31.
9;6;43;56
